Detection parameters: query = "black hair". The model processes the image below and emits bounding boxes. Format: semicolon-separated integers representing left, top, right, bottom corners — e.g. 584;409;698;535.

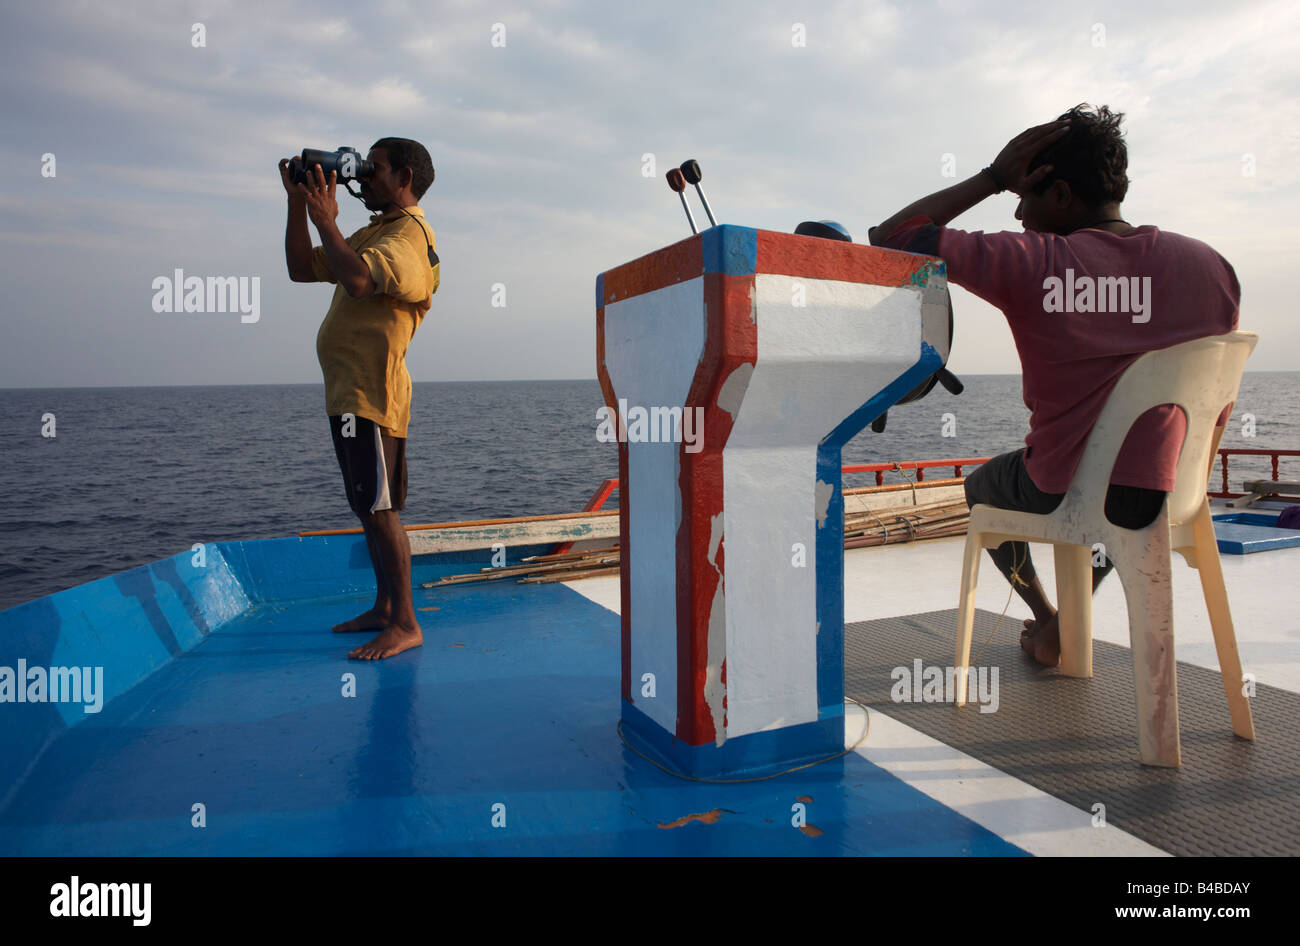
1027;104;1129;209
370;137;435;199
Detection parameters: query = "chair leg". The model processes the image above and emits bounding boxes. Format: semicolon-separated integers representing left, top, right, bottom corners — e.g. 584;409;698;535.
1191;505;1256;740
1117;534;1182;767
954;532;982;707
1054;544;1093;678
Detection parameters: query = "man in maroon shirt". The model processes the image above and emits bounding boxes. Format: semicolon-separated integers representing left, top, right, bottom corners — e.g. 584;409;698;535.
869;104;1240;666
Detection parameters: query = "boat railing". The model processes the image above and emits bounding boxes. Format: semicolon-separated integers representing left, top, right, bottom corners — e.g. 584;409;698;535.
571;459;991;524
1210;448;1300;498
573;449;1296;513
304;450;1297;551
841;458;991;486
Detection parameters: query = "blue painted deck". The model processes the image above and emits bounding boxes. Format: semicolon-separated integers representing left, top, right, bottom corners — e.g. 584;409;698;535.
0;538;1023;856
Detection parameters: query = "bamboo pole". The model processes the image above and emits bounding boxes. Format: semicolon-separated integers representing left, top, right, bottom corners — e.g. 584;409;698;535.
422;552;621;587
520;544;620;564
518;566;621;584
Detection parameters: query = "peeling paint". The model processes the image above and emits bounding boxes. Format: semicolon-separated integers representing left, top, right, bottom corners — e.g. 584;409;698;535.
708;511;724;567
716;362;754;419
814;479;834;528
657;808;732;829
799;824;824;837
704;511;727;746
704;580;728;747
911;259;945;286
796;795;812;803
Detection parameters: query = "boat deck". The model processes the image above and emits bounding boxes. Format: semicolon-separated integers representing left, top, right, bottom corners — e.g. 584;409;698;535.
1;499;1296;856
1;571;1015;856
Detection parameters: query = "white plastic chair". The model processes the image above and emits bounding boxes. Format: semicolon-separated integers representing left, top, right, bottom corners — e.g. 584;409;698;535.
954;331;1258;767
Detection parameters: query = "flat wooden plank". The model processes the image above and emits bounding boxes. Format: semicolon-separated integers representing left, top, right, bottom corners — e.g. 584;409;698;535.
409;514;621;554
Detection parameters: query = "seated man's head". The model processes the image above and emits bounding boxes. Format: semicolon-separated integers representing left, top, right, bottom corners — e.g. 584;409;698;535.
1017;104;1129;234
360;137;435;212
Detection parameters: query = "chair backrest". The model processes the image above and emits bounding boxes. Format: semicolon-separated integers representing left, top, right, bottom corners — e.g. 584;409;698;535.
1066;331;1258;527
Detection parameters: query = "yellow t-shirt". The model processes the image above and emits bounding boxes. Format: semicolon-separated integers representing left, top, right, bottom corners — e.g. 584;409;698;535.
312;206;439;438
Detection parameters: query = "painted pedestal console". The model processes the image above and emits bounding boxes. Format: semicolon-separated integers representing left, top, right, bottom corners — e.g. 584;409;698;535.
597;225;950;777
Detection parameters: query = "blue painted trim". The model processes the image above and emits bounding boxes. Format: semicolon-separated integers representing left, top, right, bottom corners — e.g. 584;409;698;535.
813;342;945;715
815;447;848;718
701;225;757;277
220;536;555;605
595;272;605;310
620;699;843;779
0;544;248;804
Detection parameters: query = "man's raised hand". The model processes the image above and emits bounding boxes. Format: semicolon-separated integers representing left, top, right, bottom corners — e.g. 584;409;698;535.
279;158;302;198
299;164;340;230
990;120;1071;196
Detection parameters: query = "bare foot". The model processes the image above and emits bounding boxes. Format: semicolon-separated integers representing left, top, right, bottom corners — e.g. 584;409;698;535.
1020;615;1060;667
348;623;423;660
332;607;391;634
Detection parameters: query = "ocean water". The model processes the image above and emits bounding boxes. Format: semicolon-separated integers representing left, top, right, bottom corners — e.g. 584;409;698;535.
1;372;1297;611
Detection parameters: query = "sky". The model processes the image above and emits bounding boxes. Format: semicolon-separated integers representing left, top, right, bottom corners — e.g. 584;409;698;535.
1;0;1297;388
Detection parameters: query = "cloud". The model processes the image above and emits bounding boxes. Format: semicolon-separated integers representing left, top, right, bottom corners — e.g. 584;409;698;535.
1;0;1297;386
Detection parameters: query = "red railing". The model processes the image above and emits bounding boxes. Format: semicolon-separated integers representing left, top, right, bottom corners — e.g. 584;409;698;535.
570;458;990;526
841;458;991;485
1210;448;1300;498
570;449;1295;522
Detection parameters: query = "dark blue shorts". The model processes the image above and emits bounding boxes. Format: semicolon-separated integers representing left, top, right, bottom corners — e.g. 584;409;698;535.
328;415;407;517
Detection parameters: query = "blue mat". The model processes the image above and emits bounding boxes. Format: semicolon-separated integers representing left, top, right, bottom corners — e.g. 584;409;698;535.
1212;512;1300;554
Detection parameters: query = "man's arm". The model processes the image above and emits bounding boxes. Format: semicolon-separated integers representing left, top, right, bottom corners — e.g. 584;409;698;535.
871;173;999;246
314;216;377;298
284;199;317;282
298;164;377;299
279;159;316;282
870;120;1070;244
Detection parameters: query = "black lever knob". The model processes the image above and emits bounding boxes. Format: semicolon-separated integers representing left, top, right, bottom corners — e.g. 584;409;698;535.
936;368;964;396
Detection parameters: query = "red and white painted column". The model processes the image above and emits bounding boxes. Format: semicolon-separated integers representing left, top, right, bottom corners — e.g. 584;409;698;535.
597;225;949;777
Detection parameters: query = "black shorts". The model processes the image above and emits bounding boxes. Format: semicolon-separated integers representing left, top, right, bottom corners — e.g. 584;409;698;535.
329;415;407;517
963;448;1164;530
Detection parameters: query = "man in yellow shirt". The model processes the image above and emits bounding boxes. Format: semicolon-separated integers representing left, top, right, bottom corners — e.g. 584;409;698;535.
279;138;440;660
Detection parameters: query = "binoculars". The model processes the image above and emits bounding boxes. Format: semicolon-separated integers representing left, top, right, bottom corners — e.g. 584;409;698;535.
286;146;373;186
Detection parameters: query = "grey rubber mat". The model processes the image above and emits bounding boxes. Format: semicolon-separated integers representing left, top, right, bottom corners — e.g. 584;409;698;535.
844;609;1300;857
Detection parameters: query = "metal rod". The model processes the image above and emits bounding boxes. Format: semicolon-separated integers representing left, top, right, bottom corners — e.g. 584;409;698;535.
693;184;716;227
679;159;717;227
677;192;698;233
666;168;697;233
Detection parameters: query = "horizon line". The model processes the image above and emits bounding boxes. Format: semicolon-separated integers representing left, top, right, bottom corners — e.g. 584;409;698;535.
2;369;1294;392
